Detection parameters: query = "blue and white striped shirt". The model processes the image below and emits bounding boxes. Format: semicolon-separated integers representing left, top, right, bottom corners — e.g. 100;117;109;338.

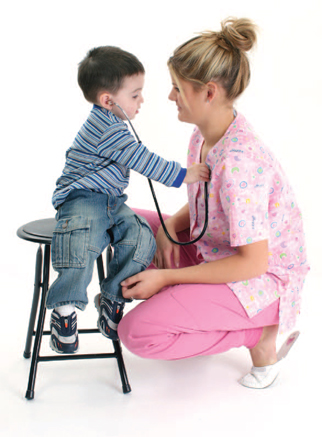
52;105;186;209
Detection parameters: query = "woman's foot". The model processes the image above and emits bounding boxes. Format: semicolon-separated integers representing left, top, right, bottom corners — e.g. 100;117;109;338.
239;329;300;389
249;324;279;367
238;325;279;389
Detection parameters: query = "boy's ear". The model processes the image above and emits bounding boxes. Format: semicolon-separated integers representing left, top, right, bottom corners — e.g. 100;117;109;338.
98;91;114;109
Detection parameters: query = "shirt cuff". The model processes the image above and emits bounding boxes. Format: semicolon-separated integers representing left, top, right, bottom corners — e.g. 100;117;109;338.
171;168;187;188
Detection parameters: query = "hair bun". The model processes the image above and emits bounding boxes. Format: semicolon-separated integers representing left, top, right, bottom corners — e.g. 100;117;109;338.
168;16;258;100
219;17;257;52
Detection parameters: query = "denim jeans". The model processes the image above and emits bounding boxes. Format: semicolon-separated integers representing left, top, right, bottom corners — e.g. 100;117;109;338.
46;189;156;310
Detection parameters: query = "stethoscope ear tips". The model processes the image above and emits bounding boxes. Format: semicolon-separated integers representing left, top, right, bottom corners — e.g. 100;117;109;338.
108;100;114;106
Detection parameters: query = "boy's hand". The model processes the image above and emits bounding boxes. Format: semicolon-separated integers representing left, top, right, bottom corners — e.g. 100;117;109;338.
183;163;210;184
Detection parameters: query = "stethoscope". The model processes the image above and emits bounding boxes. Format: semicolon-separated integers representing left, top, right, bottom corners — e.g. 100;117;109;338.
110;102;209;246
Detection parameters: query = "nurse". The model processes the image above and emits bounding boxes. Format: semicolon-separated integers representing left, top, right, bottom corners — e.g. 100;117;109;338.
119;17;309;389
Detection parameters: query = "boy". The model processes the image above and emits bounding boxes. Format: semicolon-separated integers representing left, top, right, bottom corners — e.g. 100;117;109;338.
47;46;209;353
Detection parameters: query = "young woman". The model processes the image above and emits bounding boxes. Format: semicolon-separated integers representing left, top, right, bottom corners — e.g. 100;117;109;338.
118;18;309;388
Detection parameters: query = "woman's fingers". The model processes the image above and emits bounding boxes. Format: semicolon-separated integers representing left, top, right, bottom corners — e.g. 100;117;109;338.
121;270;167;300
173;244;180;268
121;273;140;289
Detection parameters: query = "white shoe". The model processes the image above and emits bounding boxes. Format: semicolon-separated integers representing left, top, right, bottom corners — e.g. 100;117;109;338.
239;331;300;389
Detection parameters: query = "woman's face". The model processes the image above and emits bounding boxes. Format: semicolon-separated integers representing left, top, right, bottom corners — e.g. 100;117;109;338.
168;74;206;125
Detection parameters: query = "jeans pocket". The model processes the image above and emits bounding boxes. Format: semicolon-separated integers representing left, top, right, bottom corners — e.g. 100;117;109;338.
52;216;90;269
132;215;156;268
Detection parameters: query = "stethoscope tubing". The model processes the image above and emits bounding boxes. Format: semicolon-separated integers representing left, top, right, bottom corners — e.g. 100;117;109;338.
114;103;209;246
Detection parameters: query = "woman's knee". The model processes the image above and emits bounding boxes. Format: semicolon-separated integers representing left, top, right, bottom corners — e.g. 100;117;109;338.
118;306;166;359
118;311;147;357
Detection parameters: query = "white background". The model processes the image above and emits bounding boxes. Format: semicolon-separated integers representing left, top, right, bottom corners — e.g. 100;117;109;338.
1;0;321;436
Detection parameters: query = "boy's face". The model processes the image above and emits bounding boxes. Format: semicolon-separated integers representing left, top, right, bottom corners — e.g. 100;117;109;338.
110;73;145;120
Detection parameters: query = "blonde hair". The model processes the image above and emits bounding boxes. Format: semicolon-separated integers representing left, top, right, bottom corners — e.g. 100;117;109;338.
168;17;258;100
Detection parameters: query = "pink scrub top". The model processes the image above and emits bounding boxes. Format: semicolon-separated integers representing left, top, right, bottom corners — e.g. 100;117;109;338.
187;112;310;333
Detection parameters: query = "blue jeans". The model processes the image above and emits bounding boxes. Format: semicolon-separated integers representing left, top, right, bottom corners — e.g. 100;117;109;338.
46;189;156;310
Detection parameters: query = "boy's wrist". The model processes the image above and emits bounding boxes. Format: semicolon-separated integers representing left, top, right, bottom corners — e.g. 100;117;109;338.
172;168;187;188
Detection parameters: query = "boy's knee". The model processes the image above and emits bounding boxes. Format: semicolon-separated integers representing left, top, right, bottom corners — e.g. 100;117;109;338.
132;215;156;267
119;214;156;268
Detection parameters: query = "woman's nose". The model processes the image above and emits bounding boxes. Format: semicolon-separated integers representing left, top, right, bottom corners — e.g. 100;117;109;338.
168;89;175;101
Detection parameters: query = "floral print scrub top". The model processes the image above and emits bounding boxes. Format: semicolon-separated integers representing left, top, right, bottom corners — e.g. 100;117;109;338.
187;112;310;333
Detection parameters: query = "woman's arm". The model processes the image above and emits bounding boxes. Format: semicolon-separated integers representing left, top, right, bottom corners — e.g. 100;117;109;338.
122;239;269;300
164;239;268;284
163;202;190;233
154;203;190;269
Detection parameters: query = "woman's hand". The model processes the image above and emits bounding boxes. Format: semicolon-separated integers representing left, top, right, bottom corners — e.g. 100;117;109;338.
154;221;180;269
121;269;168;300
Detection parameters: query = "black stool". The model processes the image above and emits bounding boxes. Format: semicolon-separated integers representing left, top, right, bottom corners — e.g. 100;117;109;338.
17;218;131;400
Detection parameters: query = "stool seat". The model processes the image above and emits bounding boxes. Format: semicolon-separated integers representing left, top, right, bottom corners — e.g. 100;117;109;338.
18;218;131;399
17;218;56;245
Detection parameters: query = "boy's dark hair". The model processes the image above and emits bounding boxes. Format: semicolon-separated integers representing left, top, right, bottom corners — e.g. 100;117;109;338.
78;46;145;103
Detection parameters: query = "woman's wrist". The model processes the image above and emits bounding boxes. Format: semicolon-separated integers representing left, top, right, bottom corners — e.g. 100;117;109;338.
164;204;190;233
163;216;177;230
162;268;180;286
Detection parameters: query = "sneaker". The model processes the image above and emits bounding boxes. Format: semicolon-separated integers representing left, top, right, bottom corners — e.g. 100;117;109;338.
50;310;79;354
94;294;124;341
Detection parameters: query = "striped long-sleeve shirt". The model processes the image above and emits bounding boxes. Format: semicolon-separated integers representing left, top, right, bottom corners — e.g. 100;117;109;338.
52;105;186;209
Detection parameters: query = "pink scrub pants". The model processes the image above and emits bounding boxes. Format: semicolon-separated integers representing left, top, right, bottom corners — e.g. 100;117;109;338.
118;209;279;360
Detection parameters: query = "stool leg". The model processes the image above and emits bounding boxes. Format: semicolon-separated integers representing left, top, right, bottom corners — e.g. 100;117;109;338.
96;248;131;394
25;244;51;400
113;340;131;394
96;253;105;285
24;245;43;359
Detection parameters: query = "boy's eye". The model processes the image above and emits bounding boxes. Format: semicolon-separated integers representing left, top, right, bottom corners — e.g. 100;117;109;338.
133;95;139;99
